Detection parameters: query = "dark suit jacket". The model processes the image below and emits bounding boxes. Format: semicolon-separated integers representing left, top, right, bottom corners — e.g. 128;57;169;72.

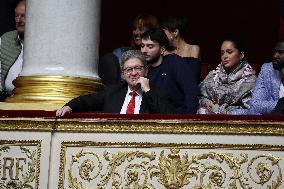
271;97;284;115
66;82;175;114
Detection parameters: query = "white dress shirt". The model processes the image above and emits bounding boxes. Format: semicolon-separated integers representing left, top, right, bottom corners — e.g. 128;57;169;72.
120;87;143;114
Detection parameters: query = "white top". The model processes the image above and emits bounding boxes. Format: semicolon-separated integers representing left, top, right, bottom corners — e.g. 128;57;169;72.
279;82;284;98
120;87;143;114
0;36;24;94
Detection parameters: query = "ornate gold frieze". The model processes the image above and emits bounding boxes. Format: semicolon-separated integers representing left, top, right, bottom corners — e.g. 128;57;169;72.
0;119;55;131
0;140;41;189
58;142;284;189
1;118;284;135
56;119;284;136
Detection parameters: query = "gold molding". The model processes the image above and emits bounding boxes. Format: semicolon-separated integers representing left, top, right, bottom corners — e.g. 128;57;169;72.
0;118;284;135
0;119;55;131
55;119;284;136
59;141;284;151
5;75;103;104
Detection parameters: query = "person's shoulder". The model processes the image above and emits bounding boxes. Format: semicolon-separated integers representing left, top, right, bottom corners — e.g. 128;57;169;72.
201;64;221;80
261;62;272;68
188;44;200;51
113;47;126;53
1;30;18;38
163;54;186;64
112;46;130;59
259;62;274;73
105;82;128;92
183;56;201;64
258;62;279;79
163;54;196;77
163;54;190;71
112;47;124;59
187;44;200;58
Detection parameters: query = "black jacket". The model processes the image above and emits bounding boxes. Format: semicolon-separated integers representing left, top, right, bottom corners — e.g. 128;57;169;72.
271;97;284;115
66;82;175;114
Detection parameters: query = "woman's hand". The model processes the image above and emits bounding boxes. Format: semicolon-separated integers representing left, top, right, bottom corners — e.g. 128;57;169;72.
206;99;216;109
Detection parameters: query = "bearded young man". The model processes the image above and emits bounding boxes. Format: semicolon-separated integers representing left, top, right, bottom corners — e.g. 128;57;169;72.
140;29;199;114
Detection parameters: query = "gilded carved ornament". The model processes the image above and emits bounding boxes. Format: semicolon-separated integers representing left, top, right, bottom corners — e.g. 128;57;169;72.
64;147;283;189
0;144;39;189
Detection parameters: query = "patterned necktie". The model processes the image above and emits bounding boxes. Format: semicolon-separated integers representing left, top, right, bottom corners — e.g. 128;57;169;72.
126;91;137;114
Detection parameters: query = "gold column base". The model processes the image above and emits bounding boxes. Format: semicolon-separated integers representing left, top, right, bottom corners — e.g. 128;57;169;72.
5;75;103;104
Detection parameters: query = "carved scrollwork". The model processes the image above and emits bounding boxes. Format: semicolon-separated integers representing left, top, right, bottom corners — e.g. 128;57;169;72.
67;149;156;189
65;146;283;189
124;162;155;189
68;149;102;189
247;154;282;188
98;151;156;189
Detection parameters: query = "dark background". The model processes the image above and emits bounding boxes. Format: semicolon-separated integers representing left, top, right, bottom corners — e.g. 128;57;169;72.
1;0;280;65
101;0;279;65
0;0;19;35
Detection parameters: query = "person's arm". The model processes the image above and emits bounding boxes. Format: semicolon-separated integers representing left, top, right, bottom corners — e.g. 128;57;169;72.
66;90;106;112
184;57;201;83
197;71;216;113
55;88;107;117
213;94;250;115
137;76;175;114
174;59;199;114
143;88;176;114
249;64;279;115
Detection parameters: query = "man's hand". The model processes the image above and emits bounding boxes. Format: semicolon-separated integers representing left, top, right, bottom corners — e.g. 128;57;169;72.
206;100;215;109
136;77;150;92
56;106;72;117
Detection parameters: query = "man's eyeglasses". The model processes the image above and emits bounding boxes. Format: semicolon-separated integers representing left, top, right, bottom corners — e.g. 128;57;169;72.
123;66;145;74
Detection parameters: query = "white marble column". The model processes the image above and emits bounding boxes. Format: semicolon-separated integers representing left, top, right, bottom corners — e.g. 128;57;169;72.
22;0;101;78
6;0;102;106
